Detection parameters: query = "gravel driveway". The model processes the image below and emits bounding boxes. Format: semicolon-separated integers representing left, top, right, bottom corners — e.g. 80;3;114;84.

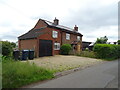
28;55;104;72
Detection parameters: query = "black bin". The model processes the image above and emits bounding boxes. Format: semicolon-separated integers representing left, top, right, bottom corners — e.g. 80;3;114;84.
28;50;34;60
22;50;29;60
13;50;20;60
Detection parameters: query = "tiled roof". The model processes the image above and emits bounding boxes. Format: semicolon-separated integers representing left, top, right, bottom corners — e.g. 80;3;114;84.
44;19;82;35
18;27;46;40
18;19;83;40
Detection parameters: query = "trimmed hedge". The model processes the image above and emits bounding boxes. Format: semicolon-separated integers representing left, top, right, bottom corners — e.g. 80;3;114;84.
93;44;120;59
60;44;72;55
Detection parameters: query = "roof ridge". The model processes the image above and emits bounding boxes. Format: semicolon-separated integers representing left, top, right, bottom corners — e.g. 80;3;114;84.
40;18;74;30
39;18;53;23
58;24;74;30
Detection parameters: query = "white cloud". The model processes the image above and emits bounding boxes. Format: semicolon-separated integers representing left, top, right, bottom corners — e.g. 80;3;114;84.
81;25;118;42
0;0;119;42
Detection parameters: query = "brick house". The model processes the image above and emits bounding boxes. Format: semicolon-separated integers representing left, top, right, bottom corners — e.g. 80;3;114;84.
18;18;83;57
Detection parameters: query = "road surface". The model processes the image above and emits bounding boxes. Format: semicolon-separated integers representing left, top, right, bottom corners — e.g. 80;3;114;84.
27;60;118;88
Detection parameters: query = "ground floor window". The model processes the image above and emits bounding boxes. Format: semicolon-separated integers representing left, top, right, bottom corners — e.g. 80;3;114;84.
54;43;60;50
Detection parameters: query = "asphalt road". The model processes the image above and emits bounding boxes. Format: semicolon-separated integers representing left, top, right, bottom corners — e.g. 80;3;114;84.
29;60;118;88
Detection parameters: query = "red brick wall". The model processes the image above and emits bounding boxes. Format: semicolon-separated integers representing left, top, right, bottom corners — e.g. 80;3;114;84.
18;39;37;57
37;27;61;57
61;31;83;51
62;32;81;44
33;19;47;29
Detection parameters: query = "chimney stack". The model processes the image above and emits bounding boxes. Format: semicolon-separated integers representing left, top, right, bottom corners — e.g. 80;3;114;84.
74;25;78;31
53;17;59;25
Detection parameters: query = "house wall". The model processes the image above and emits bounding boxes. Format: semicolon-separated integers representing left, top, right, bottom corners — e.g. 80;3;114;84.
61;31;82;50
37;27;61;57
33;19;47;29
18;39;37;57
62;32;78;44
18;19;83;57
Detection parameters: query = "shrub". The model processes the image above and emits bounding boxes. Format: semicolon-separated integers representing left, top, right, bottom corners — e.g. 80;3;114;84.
93;44;120;59
60;44;72;55
85;48;89;51
2;57;54;88
116;45;120;58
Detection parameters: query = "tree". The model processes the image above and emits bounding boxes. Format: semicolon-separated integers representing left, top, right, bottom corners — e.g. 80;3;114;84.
1;41;16;56
117;40;120;45
11;42;16;48
95;36;108;44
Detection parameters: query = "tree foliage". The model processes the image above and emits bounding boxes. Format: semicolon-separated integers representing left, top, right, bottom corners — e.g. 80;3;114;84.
1;41;16;56
95;36;108;44
117;40;120;45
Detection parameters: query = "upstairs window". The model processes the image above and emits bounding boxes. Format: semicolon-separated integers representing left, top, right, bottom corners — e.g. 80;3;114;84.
54;43;60;50
52;31;58;38
77;36;80;41
66;33;70;40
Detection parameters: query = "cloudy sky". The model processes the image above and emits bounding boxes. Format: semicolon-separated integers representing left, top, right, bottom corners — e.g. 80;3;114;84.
0;0;118;42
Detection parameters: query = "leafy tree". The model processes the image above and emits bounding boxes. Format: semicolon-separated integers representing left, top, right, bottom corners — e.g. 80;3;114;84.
95;36;108;44
11;42;16;48
1;41;16;56
117;40;120;45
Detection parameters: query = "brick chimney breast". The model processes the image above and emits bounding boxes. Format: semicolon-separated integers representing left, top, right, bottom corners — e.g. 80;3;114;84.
74;25;78;31
53;17;59;25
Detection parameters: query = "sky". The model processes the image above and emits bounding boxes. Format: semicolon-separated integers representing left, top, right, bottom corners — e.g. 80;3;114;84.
0;0;119;42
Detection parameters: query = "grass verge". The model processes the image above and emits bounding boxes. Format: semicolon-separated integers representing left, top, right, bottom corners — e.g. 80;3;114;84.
76;51;118;61
76;51;97;58
2;57;54;88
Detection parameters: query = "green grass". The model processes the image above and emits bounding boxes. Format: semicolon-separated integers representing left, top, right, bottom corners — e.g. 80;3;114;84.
2;57;54;88
100;57;118;61
76;51;97;58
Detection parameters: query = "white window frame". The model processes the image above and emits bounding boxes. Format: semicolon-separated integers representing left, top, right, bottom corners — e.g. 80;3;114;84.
66;33;70;40
77;36;80;41
52;31;58;38
54;43;60;50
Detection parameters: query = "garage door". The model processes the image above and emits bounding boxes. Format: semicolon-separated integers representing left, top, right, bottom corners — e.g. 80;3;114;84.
39;40;53;57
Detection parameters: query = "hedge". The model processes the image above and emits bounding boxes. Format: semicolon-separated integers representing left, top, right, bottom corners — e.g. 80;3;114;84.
93;44;120;59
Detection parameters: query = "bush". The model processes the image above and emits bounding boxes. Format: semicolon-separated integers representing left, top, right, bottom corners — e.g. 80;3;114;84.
116;45;120;58
93;44;120;59
60;44;72;55
2;57;54;88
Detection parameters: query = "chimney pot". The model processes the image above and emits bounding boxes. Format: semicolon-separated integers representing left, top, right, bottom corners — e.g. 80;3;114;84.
53;17;59;25
74;25;78;31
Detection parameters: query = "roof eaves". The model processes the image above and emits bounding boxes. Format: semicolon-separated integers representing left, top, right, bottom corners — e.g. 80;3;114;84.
19;37;37;40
